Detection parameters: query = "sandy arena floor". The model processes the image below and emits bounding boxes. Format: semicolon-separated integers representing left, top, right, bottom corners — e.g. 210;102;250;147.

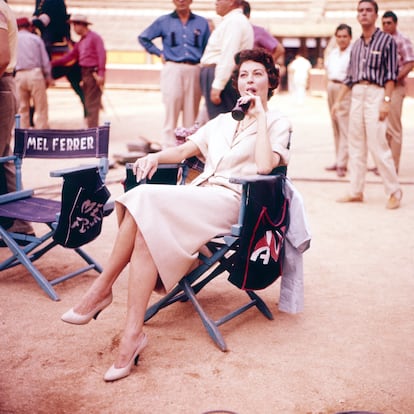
0;87;413;414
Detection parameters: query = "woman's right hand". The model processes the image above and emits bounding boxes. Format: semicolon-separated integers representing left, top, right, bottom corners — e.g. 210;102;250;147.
133;153;159;182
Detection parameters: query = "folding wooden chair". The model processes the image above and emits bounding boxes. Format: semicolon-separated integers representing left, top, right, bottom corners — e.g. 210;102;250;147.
0;120;113;301
124;164;288;351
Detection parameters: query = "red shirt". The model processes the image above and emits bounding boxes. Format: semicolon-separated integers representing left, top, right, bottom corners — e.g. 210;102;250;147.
52;30;106;77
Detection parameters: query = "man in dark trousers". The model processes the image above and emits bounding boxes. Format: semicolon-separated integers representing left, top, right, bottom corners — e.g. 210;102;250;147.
51;14;106;127
200;0;253;120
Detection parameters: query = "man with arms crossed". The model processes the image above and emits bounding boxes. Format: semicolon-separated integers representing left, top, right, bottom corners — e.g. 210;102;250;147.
381;10;414;174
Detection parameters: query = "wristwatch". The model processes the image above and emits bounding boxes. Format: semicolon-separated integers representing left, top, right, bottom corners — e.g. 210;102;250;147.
384;96;391;103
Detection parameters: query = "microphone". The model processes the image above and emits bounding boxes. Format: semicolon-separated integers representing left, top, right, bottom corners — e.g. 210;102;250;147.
231;100;251;121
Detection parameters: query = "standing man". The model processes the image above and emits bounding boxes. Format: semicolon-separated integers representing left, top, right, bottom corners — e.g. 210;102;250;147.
0;0;34;240
381;10;414;173
240;1;285;65
15;17;52;128
138;0;210;148
51;14;106;127
333;0;402;209
324;23;352;177
200;0;253;120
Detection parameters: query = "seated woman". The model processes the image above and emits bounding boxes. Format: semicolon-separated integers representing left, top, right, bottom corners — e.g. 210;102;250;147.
61;48;292;382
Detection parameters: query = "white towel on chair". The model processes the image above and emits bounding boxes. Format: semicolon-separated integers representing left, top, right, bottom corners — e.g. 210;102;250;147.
278;179;311;314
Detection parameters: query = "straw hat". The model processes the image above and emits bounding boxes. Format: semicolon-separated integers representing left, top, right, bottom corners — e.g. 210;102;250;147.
69;14;92;25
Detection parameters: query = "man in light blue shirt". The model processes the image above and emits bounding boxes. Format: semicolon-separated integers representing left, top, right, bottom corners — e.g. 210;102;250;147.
15;16;52;128
138;0;210;148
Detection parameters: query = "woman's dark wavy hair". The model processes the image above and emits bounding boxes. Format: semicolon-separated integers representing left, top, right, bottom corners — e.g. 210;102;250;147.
232;48;280;100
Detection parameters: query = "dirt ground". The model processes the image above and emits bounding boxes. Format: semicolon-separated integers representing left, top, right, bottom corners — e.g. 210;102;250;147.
0;88;413;414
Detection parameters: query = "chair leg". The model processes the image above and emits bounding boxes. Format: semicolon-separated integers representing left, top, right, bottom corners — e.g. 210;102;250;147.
0;227;60;301
0;226;103;301
73;246;103;273
144;284;188;322
180;278;228;352
27;235;103;286
246;291;274;320
143;237;274;352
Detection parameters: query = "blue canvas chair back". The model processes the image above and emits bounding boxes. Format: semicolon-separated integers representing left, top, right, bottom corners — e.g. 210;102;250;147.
0;120;111;301
13;123;110;190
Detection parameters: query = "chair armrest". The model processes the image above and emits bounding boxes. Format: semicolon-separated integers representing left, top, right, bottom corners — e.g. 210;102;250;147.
229;175;280;185
229;175;283;237
0;155;17;163
50;165;98;177
124;163;185;191
125;162;184;170
103;199;115;216
0;189;33;204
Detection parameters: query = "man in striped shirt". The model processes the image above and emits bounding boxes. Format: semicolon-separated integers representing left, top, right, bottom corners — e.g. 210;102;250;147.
332;0;402;209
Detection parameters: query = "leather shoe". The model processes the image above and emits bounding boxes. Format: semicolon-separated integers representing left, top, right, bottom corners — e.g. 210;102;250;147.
337;193;364;203
61;293;113;325
0;232;36;248
104;332;148;382
325;164;337;171
386;191;402;210
336;167;346;177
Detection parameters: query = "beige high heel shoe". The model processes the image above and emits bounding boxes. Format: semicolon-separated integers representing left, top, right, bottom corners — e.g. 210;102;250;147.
104;332;148;382
61;293;113;325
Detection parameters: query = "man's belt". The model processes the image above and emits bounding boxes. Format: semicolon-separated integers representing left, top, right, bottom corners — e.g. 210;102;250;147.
200;63;216;69
14;68;41;73
167;60;199;65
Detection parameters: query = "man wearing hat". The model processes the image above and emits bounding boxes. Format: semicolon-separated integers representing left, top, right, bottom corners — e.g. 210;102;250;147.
52;14;106;127
15;16;52;128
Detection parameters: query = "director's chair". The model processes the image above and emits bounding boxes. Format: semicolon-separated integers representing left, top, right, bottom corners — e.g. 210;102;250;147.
0;120;113;301
124;164;288;351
